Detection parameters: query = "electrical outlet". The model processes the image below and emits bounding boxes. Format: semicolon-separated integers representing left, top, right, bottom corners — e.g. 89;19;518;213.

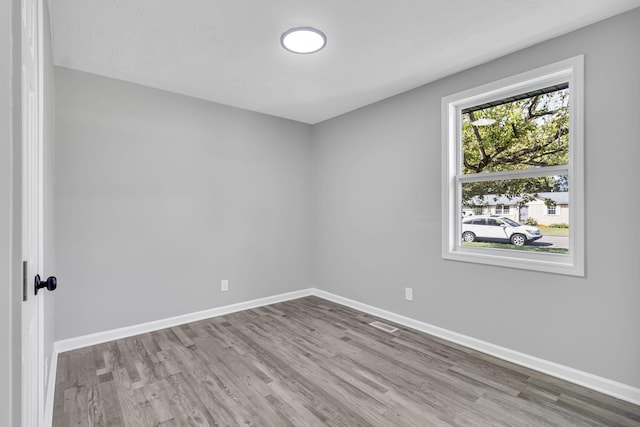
221;279;229;292
405;287;413;301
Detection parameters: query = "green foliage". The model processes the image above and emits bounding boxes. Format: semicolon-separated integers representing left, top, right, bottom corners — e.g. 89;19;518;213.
548;223;569;228
461;89;569;204
461;177;566;208
524;218;538;226
462;89;569;174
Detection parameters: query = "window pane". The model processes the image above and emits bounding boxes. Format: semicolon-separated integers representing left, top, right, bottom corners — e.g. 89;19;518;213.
461;176;569;254
462;88;569;174
494;204;510;215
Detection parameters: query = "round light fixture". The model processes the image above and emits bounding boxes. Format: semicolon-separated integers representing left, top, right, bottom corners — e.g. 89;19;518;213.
281;27;327;54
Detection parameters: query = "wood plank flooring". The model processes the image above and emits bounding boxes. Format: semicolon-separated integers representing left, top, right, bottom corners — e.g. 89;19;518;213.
52;296;640;426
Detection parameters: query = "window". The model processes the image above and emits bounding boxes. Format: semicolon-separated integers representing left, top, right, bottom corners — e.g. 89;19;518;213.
495;205;510;215
442;56;584;276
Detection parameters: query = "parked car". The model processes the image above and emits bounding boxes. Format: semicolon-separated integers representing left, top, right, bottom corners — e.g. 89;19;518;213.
461;215;542;246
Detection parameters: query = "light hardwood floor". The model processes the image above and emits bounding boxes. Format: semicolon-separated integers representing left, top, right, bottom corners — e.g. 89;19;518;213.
53;296;640;426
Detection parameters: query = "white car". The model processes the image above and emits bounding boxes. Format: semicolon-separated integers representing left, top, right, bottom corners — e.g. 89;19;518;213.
461;215;542;246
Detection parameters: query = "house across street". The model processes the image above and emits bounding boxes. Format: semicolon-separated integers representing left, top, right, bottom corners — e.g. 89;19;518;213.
463;192;569;226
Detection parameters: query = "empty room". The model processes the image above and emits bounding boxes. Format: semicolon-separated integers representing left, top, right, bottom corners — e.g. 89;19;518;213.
2;0;640;426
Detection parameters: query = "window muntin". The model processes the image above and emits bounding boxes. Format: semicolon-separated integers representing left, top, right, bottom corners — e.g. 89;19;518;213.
442;56;584;276
547;204;557;215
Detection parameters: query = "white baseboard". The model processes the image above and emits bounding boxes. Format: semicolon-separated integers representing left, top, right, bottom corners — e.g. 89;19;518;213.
310;289;640;406
45;286;640;425
54;288;313;353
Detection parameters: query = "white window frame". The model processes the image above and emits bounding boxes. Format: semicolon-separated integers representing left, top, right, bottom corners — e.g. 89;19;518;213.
546;204;558;215
495;205;510;215
441;56;584;276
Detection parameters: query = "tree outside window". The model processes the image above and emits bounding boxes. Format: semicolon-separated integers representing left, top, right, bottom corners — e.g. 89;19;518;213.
461;86;569;228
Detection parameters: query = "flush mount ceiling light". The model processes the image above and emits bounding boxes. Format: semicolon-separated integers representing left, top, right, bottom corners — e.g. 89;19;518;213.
281;27;327;54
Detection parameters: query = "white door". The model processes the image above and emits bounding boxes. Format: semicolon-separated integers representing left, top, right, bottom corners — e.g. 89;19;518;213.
21;0;45;425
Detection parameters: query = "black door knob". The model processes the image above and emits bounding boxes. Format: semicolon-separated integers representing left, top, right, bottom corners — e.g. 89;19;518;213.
34;274;57;295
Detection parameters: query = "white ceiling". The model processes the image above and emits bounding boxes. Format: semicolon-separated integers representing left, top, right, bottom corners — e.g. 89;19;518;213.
49;0;640;124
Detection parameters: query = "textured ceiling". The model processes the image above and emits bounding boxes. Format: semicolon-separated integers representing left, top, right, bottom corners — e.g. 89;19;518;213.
49;0;640;124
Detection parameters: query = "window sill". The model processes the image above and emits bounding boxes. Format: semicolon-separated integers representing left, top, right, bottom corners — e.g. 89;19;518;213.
443;246;584;276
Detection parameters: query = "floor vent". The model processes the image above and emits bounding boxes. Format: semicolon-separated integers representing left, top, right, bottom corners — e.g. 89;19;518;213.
369;321;399;333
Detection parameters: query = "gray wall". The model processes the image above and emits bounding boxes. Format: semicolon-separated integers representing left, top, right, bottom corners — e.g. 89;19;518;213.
55;69;313;339
11;0;21;421
1;0;21;425
312;9;640;388
0;0;14;424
